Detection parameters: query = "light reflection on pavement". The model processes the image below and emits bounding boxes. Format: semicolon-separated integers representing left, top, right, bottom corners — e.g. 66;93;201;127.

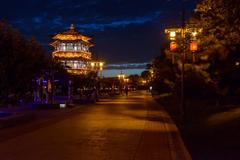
0;91;191;160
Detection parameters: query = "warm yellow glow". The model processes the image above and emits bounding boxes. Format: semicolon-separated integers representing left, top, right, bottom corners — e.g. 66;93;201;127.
170;41;177;51
142;80;147;84
169;31;176;38
190;41;198;52
53;34;91;43
89;61;104;71
165;28;182;34
53;51;91;59
67;69;88;75
51;24;96;76
192;31;198;37
124;78;129;83
118;74;125;79
165;27;202;40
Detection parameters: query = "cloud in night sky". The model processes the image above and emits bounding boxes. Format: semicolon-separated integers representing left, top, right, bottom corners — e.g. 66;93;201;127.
78;11;162;31
0;0;199;63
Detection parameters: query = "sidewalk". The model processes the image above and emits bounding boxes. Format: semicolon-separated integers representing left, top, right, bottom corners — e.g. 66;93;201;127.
0;91;192;160
0;94;111;139
0;104;84;142
138;98;192;160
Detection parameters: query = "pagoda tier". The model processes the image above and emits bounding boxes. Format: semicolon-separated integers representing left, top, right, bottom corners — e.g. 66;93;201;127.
51;24;93;75
67;69;88;75
52;24;92;43
53;51;91;60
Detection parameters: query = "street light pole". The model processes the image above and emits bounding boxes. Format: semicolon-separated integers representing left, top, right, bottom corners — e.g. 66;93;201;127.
180;37;185;122
165;1;201;122
180;2;186;121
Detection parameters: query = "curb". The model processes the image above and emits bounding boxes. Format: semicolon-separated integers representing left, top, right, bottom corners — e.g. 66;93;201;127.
161;109;192;160
0;112;35;129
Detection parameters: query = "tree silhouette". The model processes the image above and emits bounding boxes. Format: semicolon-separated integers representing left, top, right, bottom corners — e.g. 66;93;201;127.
0;21;49;104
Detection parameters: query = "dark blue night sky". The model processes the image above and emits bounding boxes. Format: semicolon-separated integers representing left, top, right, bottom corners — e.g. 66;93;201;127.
0;0;198;63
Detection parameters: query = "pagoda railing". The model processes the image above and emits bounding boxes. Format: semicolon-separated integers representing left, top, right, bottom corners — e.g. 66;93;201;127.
52;51;91;60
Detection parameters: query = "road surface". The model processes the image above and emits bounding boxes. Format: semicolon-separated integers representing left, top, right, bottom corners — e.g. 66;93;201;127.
0;91;191;160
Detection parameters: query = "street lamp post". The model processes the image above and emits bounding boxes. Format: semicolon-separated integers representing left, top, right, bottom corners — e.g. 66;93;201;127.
90;61;105;98
181;27;186;121
90;61;104;77
99;62;104;78
165;26;201;121
117;72;125;95
164;0;202;122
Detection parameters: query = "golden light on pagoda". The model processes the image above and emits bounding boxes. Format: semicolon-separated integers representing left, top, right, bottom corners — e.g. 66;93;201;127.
91;62;95;67
53;52;92;59
52;24;92;43
50;24;94;75
53;34;92;42
67;69;87;75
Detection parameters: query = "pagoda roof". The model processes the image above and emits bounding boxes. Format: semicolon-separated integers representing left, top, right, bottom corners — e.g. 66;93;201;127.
52;24;91;43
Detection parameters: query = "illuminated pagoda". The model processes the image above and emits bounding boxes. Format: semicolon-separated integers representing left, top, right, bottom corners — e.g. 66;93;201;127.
51;24;93;75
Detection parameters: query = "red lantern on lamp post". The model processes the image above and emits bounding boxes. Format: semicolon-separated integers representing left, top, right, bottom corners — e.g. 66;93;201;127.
170;41;177;51
170;42;177;64
190;41;198;52
190;41;198;63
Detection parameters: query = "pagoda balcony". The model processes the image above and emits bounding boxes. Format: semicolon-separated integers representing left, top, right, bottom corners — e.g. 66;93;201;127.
53;51;92;60
67;68;91;75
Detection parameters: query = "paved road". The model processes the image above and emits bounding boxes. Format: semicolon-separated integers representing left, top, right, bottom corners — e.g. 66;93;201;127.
0;91;191;160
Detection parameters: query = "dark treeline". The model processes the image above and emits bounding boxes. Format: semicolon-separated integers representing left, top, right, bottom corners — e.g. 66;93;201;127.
0;21;51;104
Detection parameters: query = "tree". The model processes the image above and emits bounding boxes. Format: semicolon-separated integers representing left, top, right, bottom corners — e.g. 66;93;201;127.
193;0;240;96
194;0;240;60
128;74;141;85
150;55;176;94
141;70;151;82
0;21;49;103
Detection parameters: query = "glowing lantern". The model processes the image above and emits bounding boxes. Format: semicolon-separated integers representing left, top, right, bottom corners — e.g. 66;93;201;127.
170;42;177;51
192;31;197;37
169;31;176;40
190;41;198;52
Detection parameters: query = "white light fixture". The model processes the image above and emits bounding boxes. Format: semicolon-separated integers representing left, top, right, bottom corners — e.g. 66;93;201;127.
192;31;197;37
169;31;176;38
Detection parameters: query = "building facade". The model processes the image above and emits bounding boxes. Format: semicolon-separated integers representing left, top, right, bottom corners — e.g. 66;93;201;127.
51;24;93;75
